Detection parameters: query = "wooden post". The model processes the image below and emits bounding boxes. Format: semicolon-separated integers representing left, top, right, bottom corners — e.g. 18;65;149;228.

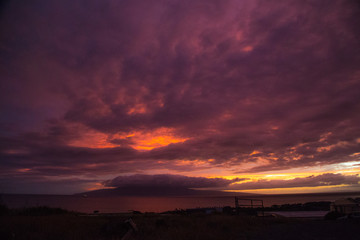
121;218;138;240
235;197;239;214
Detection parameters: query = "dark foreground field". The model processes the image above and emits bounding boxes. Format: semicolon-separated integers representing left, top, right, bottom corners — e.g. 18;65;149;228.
1;213;359;240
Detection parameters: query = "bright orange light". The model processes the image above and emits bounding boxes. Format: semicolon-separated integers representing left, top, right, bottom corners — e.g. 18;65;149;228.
68;126;189;150
228;184;352;194
129;128;189;150
85;182;109;191
250;150;261;156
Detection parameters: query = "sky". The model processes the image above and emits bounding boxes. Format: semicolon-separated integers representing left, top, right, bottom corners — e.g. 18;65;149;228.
0;0;360;195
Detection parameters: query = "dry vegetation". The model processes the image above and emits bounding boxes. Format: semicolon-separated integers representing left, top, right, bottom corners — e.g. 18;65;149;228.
1;206;359;240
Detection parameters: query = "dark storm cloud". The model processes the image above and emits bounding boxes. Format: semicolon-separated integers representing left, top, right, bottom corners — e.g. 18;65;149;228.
0;175;98;194
229;173;360;190
0;132;140;176
1;0;360;193
103;174;244;188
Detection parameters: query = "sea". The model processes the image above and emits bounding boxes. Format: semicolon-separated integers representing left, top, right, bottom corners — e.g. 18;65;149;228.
2;192;360;214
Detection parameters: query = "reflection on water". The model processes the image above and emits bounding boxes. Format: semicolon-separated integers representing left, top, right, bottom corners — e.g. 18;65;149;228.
3;192;360;213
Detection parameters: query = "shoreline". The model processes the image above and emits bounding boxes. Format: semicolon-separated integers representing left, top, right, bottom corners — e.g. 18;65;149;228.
2;191;359;213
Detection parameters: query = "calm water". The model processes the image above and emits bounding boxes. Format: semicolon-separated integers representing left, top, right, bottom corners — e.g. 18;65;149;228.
2;192;360;213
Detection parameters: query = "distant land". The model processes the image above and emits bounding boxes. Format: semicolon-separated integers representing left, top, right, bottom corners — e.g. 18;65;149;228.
76;186;360;198
76;186;255;197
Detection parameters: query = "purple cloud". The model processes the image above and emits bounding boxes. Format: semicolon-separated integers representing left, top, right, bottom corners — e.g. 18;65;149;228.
103;174;244;189
0;0;360;193
229;173;360;190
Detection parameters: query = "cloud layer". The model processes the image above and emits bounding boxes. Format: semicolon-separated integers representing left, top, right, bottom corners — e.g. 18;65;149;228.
103;174;243;188
1;0;360;193
229;173;360;190
101;173;360;192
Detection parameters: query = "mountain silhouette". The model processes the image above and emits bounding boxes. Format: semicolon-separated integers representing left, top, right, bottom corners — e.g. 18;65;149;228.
76;185;255;197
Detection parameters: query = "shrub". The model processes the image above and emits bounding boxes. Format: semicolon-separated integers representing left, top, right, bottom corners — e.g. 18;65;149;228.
324;211;345;220
16;206;73;216
0;203;9;216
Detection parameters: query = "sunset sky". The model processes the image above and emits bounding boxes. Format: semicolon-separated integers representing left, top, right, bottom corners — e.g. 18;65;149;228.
1;0;360;195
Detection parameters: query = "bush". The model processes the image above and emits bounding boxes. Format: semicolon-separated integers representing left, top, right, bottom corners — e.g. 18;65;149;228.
16;206;73;216
324;211;345;220
0;203;9;216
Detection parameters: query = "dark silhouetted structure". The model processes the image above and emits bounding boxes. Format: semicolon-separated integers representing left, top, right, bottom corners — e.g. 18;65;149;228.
330;198;360;214
235;197;264;216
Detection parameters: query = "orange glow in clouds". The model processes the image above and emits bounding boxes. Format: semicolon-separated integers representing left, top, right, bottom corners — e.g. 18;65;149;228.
68;126;189;150
242;45;253;52
68;130;118;149
127;103;147;115
121;127;189;150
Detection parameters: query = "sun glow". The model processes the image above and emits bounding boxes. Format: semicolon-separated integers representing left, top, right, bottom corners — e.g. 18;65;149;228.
68;126;189;150
112;127;189;150
229;184;353;194
132;132;188;150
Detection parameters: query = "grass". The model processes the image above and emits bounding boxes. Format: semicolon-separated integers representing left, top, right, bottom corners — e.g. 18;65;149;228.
132;214;290;240
0;205;359;240
0;213;288;240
